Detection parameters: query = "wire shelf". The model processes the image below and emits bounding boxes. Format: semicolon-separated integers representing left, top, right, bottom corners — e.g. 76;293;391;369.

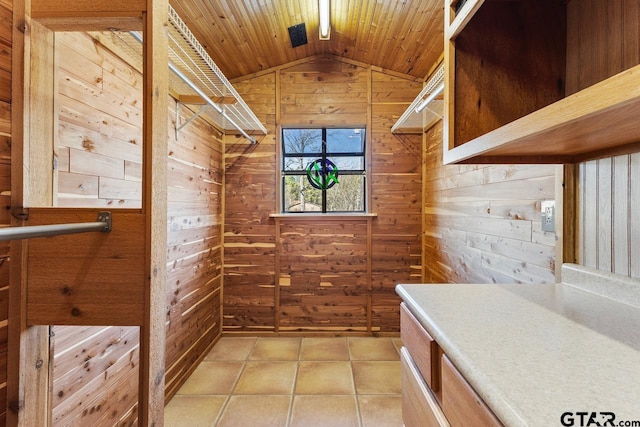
391;63;445;134
102;5;267;141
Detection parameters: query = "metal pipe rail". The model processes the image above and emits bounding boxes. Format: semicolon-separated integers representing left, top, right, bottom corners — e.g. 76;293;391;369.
0;211;112;242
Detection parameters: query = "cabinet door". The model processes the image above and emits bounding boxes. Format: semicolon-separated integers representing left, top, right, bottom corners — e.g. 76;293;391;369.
441;355;501;427
401;348;450;427
400;303;440;391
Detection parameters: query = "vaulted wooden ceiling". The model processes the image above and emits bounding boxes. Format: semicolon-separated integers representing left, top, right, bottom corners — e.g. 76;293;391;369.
170;0;444;80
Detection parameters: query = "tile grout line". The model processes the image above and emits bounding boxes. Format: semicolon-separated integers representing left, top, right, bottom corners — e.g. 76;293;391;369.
169;336;403;427
213;337;259;426
285;337;303;427
349;337;365;427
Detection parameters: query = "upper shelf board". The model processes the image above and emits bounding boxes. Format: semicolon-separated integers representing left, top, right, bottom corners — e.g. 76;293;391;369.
444;63;640;164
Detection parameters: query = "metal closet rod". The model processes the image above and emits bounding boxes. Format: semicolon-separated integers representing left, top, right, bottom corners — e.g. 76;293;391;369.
0;211;112;242
129;32;257;144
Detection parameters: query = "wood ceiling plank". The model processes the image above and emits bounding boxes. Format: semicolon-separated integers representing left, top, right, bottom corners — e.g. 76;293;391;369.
170;0;443;79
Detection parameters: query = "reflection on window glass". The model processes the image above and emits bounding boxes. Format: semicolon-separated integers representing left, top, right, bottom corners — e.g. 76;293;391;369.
281;127;366;213
282;129;322;154
326;128;365;153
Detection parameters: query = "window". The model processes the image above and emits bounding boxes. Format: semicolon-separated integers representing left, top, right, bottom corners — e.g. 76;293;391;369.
282;128;366;213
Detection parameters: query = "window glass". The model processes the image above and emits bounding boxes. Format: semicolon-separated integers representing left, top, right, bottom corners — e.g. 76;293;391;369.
326;128;365;153
282;129;322;154
282;127;366;213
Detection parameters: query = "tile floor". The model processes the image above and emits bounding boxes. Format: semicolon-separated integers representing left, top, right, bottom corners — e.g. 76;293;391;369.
164;336;403;427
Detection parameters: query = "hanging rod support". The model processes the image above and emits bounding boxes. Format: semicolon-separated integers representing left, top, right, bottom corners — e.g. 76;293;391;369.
129;31;257;144
0;211;112;242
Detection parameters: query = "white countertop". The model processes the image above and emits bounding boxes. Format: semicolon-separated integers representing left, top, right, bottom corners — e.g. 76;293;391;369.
396;264;640;426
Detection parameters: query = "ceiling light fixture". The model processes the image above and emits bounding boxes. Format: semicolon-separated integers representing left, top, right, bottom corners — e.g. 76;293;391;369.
319;0;331;40
415;82;445;114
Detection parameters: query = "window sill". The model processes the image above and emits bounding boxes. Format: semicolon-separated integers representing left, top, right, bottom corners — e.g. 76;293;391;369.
269;213;377;221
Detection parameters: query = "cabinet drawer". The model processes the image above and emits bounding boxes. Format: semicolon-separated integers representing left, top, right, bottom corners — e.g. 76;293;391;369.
441;355;502;427
401;347;450;427
400;303;439;391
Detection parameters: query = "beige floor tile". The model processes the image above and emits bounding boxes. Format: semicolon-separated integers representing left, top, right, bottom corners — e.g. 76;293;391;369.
204;337;256;361
391;337;403;353
300;337;350;361
249;337;301;361
164;395;226;427
216;395;292;427
295;361;354;394
233;361;297;394
352;361;402;394
177;361;244;395
290;395;359;427
348;337;400;360
358;395;403;427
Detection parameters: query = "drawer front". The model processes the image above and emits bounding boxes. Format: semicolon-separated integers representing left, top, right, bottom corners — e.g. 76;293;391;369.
441;355;502;427
401;347;450;427
400;303;439;390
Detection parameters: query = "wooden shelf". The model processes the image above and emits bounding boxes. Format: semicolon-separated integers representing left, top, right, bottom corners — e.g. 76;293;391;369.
443;0;640;165
446;0;484;40
444;64;640;164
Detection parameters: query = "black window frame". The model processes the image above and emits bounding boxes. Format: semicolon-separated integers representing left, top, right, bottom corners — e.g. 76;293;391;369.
281;127;366;214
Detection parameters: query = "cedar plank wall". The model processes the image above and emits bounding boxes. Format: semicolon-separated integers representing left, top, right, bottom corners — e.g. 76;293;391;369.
424;122;557;284
0;0;9;424
225;56;422;333
370;72;423;330
46;31;222;425
224;71;277;332
51;32;142;426
568;1;640;279
164;101;223;399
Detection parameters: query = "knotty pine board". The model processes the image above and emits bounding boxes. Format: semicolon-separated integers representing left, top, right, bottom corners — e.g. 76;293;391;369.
423;122;557;284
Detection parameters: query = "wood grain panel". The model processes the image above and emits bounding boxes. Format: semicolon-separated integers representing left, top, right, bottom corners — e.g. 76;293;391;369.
51;325;139;410
56;32;142;208
452;0;565;146
164;99;223;401
401;348;449;427
26;209;146;326
423;122;557;284
279;57;368;126
577;152;640;279
171;0;443;80
371;72;422;332
442;355;501;427
401;303;438;391
226;57;422;333
224;71;277;332
279;220;369;331
566;0;640;95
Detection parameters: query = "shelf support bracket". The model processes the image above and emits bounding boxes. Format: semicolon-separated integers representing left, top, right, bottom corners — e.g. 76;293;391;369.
175;102;211;140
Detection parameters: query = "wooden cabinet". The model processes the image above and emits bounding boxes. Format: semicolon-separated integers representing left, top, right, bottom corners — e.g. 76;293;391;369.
401;303;501;426
443;0;640;164
401;303;440;392
441;355;501;427
401;348;450;427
